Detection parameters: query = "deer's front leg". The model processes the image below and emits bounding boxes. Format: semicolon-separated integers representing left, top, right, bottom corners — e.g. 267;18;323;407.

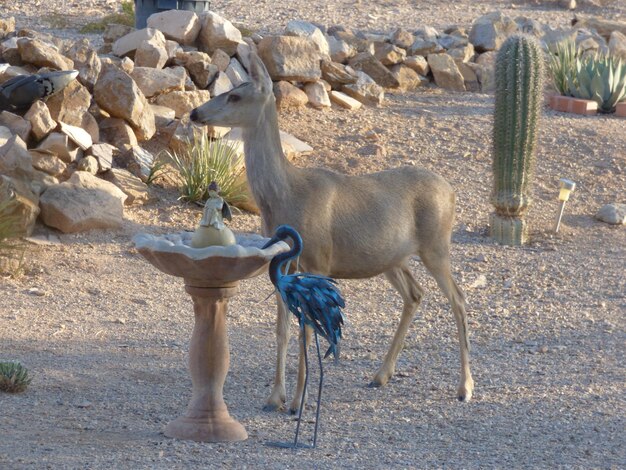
289;324;313;414
263;297;290;411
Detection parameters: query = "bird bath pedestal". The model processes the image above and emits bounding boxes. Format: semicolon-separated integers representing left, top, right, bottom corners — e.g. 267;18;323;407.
133;232;288;443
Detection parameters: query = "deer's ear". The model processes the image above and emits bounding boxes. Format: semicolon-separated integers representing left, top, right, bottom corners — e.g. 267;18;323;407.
248;52;273;95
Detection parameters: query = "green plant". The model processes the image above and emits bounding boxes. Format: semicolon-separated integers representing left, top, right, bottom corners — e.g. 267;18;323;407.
0;361;31;393
547;40;626;113
547;39;579;96
491;34;544;246
165;133;249;207
145;156;169;186
79;1;135;33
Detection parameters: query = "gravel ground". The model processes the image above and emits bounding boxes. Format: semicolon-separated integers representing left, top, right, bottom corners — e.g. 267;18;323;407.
1;1;625;469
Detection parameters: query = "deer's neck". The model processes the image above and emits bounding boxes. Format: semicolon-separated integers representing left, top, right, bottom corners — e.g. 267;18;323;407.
242;100;292;220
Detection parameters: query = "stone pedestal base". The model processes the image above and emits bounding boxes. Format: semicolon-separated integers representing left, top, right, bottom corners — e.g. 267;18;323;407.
165;282;248;443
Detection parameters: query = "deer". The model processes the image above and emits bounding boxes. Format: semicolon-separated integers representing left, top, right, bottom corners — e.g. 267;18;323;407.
189;52;474;414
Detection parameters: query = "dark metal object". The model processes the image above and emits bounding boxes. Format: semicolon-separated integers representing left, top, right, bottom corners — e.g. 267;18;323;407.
0;70;78;112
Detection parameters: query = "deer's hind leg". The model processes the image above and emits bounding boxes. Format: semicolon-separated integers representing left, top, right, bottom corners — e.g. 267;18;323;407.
420;248;474;402
264;296;291;411
370;262;424;387
288;324;313;414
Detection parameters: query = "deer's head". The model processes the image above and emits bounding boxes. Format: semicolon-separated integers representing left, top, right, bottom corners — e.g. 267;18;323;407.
190;52;275;128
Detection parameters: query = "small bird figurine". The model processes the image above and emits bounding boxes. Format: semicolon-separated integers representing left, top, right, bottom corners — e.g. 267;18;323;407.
191;181;236;248
263;225;345;449
0;70;79;112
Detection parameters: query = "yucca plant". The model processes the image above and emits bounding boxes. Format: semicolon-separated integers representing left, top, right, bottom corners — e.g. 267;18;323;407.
547;39;579;96
0;361;32;393
547;40;626;113
164;133;249;207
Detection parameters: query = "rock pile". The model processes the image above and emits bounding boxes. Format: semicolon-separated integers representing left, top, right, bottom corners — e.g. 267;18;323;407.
1;10;625;233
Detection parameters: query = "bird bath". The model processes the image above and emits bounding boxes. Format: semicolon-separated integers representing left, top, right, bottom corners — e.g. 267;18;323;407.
133;231;289;443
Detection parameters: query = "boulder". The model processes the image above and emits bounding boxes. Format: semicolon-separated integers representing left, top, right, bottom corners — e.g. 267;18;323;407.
29;150;67;177
77;155;99;174
0;135;33;177
104;24;135;44
86;142;116;172
39;171;127;233
65;39;101;90
273;81;308;109
391;28;415;49
608;31;626;61
113;28;163;58
209;72;233;96
98;118;138;150
320;60;358;89
0;174;39;236
427;53;466;92
153;90;211;119
258;36;322;82
285;20;330;59
0;17;15;40
329;90;362;110
176;51;218;88
348;52;400;88
150;104;176;127
24;99;56;141
17;37;73;70
37;132;79;163
45;79;92;127
327;36;356;63
147;10;201;45
225;57;250;87
197;11;243;55
211;48;231;72
342;71;385;105
118;145;155;182
134;33;168;69
94;63;156;141
595;203;626;225
404;55;430;76
475;51;497;93
469;11;519;53
58;121;93;150
0;111;31;142
408;38;443;56
390;64;424;91
130;66;186;98
304;81;331;108
101;168;149;205
374;43;406;66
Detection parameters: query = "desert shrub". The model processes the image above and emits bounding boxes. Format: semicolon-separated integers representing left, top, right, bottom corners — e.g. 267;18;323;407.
547;40;626;113
0;193;25;274
80;1;135;33
0;362;31;393
164;133;249;206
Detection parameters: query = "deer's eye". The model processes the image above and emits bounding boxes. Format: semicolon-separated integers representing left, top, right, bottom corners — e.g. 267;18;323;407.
228;94;240;103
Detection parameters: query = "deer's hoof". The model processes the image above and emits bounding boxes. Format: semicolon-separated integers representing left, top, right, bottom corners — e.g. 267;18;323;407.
369;370;391;388
262;401;285;412
288;399;304;415
457;379;474;402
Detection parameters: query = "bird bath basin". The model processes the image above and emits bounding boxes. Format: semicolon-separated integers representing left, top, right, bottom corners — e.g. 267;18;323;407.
133;231;289;443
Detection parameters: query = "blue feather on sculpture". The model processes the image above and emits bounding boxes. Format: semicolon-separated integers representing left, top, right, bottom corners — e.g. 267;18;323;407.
263;224;345;449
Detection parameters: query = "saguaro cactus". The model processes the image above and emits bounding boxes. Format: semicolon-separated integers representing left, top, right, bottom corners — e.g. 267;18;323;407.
490;34;544;245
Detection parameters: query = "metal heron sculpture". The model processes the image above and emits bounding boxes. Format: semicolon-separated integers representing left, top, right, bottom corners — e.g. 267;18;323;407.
263;225;345;449
0;70;78;112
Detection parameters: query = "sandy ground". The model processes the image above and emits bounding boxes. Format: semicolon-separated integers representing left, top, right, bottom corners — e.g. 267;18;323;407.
1;1;625;469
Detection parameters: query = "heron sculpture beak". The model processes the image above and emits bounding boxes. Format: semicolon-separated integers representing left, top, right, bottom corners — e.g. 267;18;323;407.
262;235;280;249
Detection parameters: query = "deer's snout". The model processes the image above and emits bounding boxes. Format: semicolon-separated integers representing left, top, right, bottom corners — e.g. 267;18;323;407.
189;108;200;122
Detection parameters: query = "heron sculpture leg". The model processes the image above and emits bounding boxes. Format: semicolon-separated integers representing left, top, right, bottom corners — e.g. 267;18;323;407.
267;323;325;449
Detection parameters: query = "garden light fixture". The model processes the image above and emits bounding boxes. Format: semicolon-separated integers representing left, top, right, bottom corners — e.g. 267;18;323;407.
555;178;576;233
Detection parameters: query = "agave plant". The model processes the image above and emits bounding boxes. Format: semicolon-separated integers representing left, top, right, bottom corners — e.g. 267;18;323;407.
164;133;249;206
0;361;32;393
567;54;626;112
547;40;626;113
